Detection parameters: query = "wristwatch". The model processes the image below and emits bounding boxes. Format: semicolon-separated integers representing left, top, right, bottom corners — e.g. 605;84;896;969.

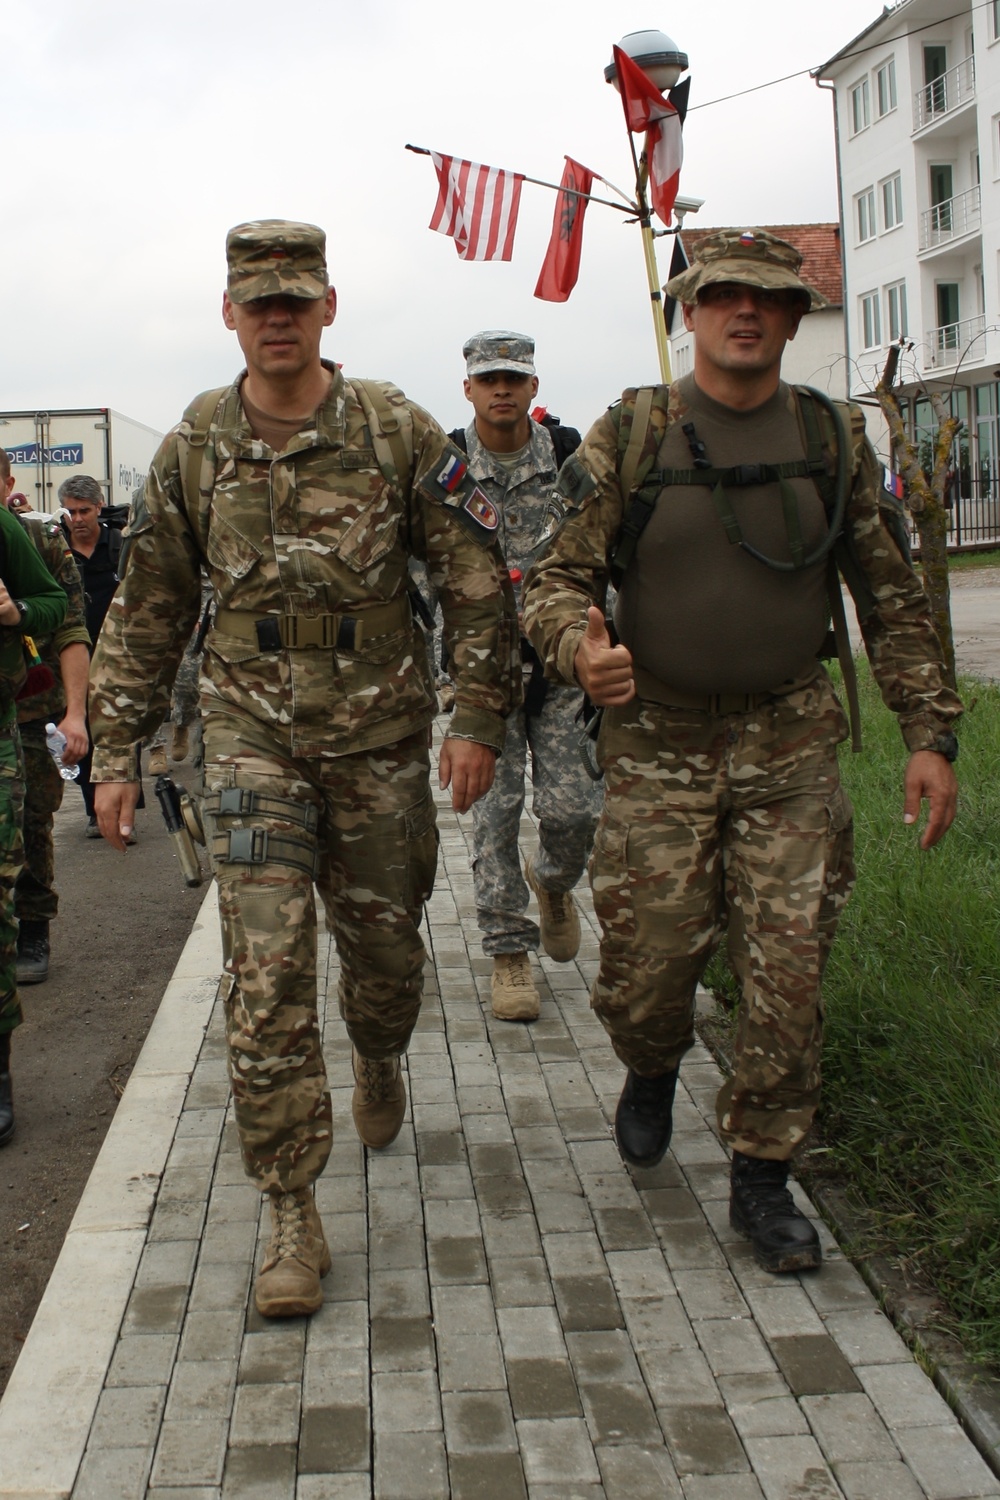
13;601;27;626
929;731;959;763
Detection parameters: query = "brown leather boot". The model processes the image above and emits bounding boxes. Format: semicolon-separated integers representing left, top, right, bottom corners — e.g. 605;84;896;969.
254;1187;331;1318
351;1048;406;1148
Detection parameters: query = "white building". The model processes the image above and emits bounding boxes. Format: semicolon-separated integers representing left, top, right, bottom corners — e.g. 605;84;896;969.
817;0;1000;544
666;225;847;398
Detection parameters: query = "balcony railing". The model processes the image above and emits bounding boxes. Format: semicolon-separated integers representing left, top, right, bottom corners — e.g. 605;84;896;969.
919;185;981;250
913;55;976;131
924;313;986;368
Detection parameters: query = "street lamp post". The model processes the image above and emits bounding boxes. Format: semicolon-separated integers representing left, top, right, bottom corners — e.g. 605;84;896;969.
605;29;689;383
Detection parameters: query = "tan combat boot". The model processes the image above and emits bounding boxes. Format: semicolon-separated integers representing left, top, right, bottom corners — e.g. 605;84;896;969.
255;1186;331;1318
351;1048;407;1148
525;855;581;963
491;952;540;1022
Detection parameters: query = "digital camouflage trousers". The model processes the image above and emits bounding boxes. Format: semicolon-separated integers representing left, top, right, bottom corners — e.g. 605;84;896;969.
591;670;856;1160
473;683;601;956
15;722;65;924
204;708;438;1193
0;724;25;1036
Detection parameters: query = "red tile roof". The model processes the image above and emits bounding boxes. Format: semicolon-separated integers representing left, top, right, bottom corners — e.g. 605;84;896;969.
676;224;843;307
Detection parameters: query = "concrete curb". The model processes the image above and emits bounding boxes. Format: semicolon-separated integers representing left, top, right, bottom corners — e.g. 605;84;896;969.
0;887;221;1500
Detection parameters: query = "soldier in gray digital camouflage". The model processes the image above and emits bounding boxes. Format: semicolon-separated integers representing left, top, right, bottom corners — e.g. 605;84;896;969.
89;219;519;1317
522;228;962;1274
454;331;601;1022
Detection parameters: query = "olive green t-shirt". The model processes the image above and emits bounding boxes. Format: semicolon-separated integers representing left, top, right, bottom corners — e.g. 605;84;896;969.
615;376;830;697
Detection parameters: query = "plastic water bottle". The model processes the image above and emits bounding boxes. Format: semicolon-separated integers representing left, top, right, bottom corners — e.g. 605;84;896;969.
44;723;80;781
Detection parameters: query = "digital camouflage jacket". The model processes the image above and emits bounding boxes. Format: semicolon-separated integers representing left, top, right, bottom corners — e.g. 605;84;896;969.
89;365;519;779
15;514;90;726
521;383;963;754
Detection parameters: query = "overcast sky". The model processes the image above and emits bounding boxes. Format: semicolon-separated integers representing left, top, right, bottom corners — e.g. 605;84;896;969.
1;0;886;440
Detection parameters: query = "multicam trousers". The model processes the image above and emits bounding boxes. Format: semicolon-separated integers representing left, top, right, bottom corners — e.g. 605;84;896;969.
591;670;856;1160
473;682;601;956
14;722;65;924
203;707;438;1193
0;723;25;1036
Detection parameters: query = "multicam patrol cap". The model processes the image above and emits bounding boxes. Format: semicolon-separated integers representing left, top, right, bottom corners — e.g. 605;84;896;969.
226;220;329;303
665;229;827;312
463;330;536;378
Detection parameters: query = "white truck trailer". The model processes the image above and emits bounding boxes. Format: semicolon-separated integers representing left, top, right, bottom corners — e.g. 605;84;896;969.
0;407;163;516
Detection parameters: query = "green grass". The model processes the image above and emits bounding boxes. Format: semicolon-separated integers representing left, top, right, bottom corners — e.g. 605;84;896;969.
929;548;1000;571
706;665;1000;1365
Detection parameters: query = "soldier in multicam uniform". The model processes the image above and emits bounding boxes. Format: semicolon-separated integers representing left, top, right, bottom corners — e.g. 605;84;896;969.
0;503;67;1146
89;221;518;1317
522;230;962;1274
457;331;601;1022
0;451;91;986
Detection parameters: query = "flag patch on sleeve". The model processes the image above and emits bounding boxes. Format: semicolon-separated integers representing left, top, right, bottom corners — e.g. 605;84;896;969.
437;454;468;493
463;487;500;530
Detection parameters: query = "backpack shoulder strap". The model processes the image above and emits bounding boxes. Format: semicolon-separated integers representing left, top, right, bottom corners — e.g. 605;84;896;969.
350;378;415;491
447;427;469;455
178;386;228;509
609;385;671;587
617;386;658;499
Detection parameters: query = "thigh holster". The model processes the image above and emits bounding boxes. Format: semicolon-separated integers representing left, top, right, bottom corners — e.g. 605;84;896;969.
205;787;320;879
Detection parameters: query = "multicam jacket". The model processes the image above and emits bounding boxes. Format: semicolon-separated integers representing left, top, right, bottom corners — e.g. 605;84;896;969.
521;382;963;754
89;364;519;778
15;515;90;726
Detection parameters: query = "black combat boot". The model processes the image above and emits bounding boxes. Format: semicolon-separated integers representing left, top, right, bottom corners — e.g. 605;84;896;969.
614;1067;679;1168
16;920;50;985
729;1151;822;1273
0;1033;14;1148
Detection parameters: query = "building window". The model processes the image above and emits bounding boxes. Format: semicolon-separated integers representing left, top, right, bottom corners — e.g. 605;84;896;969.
885;281;908;342
876;58;897;115
850;77;870;134
856;186;876;243
991;0;1000;41
861;291;882;350
881;173;903;230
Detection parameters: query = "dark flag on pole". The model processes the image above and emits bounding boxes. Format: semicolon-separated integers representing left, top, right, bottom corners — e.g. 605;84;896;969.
534;156;596;303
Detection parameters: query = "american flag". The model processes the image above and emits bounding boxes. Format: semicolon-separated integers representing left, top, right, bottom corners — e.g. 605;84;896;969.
428;153;524;262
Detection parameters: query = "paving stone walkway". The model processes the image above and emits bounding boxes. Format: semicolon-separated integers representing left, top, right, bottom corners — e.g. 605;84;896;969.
1;740;998;1500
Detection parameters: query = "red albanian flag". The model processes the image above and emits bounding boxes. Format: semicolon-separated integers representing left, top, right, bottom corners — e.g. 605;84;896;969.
534;156;596;303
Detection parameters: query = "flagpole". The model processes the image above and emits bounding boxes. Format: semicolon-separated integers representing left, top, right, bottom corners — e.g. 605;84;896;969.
405;145;636;216
614;89;672;385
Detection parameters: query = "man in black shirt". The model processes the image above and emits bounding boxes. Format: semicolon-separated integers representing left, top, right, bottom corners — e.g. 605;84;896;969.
59;475;142;837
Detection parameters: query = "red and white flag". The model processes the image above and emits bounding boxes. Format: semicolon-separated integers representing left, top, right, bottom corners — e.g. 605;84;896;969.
534;156;596;303
428;153;524;262
613;45;684;226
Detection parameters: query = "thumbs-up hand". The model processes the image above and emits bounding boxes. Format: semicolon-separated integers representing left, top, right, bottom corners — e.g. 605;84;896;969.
573;606;635;706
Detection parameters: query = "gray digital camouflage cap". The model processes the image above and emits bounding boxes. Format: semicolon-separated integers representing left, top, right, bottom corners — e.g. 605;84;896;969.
665;229;826;311
226;220;329;303
463;330;536;378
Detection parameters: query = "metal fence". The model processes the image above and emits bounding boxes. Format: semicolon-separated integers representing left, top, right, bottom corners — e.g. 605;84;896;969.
908;464;1000;549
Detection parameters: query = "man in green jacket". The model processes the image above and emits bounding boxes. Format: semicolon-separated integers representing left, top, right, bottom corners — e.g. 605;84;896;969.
0;503;68;1145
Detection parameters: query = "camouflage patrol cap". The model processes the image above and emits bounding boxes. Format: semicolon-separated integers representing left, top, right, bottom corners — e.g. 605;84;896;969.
226;220;329;303
665;229;826;312
463;330;536;378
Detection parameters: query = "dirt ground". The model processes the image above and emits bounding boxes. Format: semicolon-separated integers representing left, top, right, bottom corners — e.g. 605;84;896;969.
1;568;996;1401
0;764;206;1397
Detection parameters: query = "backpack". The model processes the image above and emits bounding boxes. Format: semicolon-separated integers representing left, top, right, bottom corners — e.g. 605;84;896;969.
447;414;581;471
178;377;415;512
608;383;891;752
